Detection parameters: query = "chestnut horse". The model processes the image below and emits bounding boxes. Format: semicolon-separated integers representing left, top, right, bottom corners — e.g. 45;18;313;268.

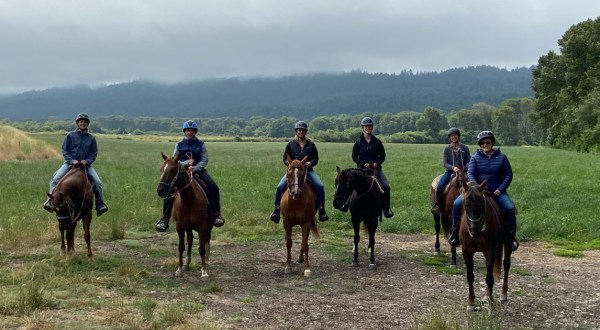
279;155;320;276
430;168;466;265
157;152;212;278
45;165;94;258
459;180;512;311
333;167;382;270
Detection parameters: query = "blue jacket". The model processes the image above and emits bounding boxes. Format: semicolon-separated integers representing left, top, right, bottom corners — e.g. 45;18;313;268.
174;137;208;172
283;138;319;171
61;129;98;165
442;143;470;172
352;134;386;169
467;148;513;194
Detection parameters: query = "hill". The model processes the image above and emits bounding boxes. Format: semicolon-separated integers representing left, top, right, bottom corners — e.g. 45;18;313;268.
0;126;60;161
0;66;533;121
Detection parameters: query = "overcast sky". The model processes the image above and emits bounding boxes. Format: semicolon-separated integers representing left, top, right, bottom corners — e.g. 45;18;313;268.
1;0;598;94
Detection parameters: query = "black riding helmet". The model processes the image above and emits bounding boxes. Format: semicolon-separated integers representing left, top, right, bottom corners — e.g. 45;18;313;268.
295;121;308;130
75;113;90;123
477;130;495;145
448;127;460;137
361;117;374;126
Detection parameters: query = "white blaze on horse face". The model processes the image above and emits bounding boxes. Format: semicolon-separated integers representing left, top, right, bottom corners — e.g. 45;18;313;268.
160;163;169;180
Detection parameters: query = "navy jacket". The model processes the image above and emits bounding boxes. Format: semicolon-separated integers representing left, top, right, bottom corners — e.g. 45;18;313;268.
468;148;513;194
61;129;98;165
282;138;319;171
174;137;208;172
352;134;386;169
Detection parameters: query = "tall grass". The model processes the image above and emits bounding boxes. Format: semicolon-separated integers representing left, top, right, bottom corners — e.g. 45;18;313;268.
1;133;600;247
0;126;60;162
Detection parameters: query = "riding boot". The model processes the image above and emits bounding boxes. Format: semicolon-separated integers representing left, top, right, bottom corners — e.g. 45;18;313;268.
318;205;329;221
155;198;173;232
43;197;53;212
448;227;460;247
270;208;280;223
210;208;225;228
93;187;108;216
430;195;442;214
506;230;519;251
383;190;394;218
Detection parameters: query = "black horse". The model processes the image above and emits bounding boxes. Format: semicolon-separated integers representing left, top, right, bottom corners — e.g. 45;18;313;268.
333;167;383;270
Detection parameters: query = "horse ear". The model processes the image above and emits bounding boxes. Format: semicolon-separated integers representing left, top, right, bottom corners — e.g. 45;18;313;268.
336;166;341;174
286;153;293;165
174;153;182;162
46;192;52;198
300;155;309;163
161;152;168;160
479;180;488;192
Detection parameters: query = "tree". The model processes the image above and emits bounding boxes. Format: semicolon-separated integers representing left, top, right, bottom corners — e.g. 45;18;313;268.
416;106;447;141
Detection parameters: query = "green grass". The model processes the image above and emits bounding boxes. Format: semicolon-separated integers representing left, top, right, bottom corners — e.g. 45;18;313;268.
553;249;585;258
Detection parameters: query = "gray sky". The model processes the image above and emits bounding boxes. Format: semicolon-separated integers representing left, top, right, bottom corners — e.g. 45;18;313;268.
1;0;598;94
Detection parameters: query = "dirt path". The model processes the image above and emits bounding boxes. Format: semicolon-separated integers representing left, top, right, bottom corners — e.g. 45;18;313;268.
111;232;600;329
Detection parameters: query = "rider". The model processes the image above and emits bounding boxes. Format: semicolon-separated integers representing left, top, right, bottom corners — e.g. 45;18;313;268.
449;130;519;251
269;121;329;223
155;120;225;232
431;127;470;214
43;113;108;216
352;117;394;218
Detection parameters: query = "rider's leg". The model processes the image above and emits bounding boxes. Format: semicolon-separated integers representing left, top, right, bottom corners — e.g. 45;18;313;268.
270;175;286;223
198;170;224;227
44;163;71;212
497;193;519;251
308;171;329;221
155;197;174;232
432;171;452;214
88;167;108;216
378;171;394;218
449;195;463;247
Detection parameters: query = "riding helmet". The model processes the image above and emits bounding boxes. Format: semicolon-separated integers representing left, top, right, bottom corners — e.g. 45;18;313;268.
182;120;199;132
448;127;461;137
361;117;374;126
75;113;90;123
294;121;308;130
476;130;495;145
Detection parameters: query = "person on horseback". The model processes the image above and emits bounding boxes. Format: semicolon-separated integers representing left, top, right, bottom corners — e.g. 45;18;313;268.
449;130;519;251
352;117;394;218
155;120;225;232
43;113;108;216
269;120;329;223
430;127;470;214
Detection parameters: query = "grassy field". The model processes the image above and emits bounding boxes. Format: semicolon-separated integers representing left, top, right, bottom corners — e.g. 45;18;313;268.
1;132;599;328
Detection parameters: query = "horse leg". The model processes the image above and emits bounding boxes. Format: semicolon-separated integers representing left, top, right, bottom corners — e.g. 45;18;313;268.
368;222;377;270
199;231;209;278
284;227;293;274
297;225;305;264
451;246;457;266
301;224;311;276
59;228;67;256
175;230;185;277
434;213;441;256
463;251;476;312
183;229;193;272
82;216;92;259
352;220;360;267
67;224;76;255
501;247;512;303
484;250;496;307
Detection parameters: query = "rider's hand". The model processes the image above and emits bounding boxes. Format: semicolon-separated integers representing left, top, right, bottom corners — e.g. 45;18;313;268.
494;189;501;196
72;160;79;165
372;163;378;169
305;161;312;168
453;166;460;173
364;163;371;168
187;159;194;166
80;160;87;165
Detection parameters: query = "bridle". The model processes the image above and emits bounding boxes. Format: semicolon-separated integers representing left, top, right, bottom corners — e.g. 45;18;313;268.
54;166;92;224
158;153;194;199
334;169;380;210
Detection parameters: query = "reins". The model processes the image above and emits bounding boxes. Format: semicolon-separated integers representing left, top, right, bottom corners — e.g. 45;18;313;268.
338;169;380;209
160;152;195;199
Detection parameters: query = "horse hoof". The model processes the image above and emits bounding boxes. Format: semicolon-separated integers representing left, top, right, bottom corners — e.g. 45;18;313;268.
298;258;304;264
434;251;440;256
500;294;508;303
352;261;359;267
175;270;183;278
304;269;312;277
368;263;377;270
285;266;292;274
201;272;209;278
183;265;190;272
466;305;476;312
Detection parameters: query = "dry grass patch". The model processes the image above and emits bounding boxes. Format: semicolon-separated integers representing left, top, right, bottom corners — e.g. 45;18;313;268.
0;126;60;162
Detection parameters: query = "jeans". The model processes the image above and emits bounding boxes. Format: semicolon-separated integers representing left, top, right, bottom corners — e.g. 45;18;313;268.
435;171;452;201
452;192;516;232
274;171;326;208
49;163;105;202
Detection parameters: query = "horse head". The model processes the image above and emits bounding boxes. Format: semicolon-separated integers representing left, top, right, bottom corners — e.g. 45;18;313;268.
333;166;353;212
157;152;183;198
463;180;488;234
46;167;90;225
285;154;309;200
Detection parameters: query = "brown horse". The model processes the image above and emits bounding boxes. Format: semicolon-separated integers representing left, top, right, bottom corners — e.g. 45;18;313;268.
459;180;512;311
157;152;213;278
46;165;94;258
333;167;382;270
430;168;466;265
279;154;320;276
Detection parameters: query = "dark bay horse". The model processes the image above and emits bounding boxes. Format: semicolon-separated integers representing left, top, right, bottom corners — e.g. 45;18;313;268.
45;165;94;258
157;152;213;278
459;180;512;311
279;155;320;276
333;167;382;270
430;168;466;265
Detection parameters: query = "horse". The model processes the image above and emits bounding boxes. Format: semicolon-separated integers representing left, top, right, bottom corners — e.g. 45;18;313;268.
429;168;466;265
459;180;512;311
333;167;383;270
157;152;213;278
45;165;94;258
279;154;320;276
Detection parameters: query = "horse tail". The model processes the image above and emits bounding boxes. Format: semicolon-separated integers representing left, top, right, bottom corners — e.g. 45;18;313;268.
310;217;320;239
494;244;504;277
